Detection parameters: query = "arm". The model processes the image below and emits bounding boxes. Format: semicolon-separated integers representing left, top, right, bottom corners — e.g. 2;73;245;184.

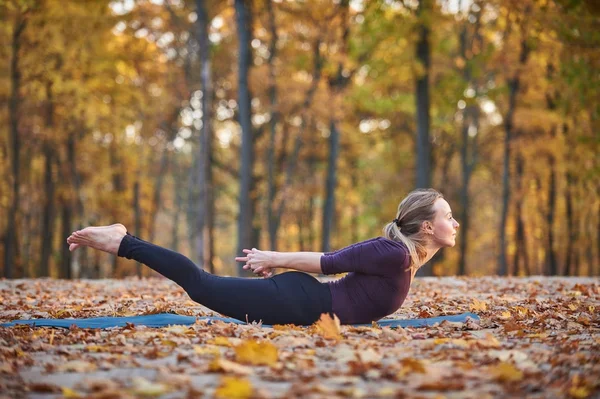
274;252;323;274
235;249;324;275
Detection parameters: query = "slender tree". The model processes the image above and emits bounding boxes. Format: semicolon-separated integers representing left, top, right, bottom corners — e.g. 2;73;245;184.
235;0;255;275
195;0;215;272
498;9;531;276
4;7;29;279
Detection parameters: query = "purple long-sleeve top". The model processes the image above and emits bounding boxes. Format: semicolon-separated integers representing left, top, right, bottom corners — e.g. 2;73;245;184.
320;237;412;324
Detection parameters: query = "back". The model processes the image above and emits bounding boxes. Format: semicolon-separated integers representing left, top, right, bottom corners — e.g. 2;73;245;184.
321;237;411;324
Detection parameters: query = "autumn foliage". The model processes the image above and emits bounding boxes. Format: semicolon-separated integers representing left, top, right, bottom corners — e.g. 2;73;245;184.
0;0;598;279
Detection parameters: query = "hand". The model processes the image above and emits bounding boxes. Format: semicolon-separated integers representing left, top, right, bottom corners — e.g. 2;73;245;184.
235;248;276;278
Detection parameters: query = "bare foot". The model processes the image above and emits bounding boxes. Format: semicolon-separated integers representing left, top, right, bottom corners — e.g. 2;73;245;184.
67;224;128;255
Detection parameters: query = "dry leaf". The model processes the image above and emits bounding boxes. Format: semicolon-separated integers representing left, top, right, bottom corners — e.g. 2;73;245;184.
57;360;97;373
207;337;233;347
314;313;342;340
234;340;278;366
130;376;171;396
397;358;427;378
61;387;82;398
209;357;253;375
214;376;253;399
470;298;488;312
490;362;524;382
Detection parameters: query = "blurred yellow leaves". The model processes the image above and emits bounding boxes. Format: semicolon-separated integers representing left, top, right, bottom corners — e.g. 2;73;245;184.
489;362;524;383
57;360;97;373
313;313;342;341
209;358;253;375
214;376;253;399
130;376;171;397
234;340;278;366
396;358;427;378
470;298;488;312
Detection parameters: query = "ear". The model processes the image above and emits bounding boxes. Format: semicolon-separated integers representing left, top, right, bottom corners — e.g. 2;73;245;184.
421;221;434;235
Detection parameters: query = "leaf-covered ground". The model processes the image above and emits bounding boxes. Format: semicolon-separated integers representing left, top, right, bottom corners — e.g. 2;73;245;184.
0;276;598;398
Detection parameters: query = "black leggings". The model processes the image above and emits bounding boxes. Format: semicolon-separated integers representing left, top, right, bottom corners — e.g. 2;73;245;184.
117;234;333;325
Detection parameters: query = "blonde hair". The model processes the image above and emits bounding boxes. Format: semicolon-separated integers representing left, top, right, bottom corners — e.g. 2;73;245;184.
383;188;444;272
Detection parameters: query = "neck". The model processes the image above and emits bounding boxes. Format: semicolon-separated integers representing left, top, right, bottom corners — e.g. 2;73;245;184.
410;242;441;284
421;242;441;265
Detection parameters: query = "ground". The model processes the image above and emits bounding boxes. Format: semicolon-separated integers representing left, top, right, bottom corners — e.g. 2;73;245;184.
0;276;598;398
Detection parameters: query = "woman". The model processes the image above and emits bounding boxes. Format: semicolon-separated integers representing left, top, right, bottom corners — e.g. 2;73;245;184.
66;188;459;326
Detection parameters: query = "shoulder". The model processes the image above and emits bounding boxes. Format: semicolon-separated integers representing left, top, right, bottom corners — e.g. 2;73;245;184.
375;237;410;266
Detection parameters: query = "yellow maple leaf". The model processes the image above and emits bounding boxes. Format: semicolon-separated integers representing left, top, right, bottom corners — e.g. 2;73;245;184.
314;313;342;340
499;311;512;319
470;298;488;312
214;376;253;399
234;340;278;366
490;362;523;382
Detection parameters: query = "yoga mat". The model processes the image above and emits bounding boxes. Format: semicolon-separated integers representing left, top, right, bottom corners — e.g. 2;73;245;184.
0;312;479;329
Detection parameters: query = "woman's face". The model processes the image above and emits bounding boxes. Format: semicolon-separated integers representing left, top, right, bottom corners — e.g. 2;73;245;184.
428;198;460;248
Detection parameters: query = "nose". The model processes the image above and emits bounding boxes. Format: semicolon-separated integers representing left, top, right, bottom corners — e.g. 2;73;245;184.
454;220;460;229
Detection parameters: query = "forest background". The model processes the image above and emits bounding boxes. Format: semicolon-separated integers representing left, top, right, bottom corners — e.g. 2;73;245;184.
0;0;598;280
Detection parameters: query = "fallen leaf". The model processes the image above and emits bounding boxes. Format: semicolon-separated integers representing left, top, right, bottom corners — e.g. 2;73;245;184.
209;357;253;375
130;376;171;397
397;358;427;378
57;360;97;373
490;362;524;382
193;345;221;357
61;387;82;398
313;313;342;341
234;340;278;366
207;336;233;347
214;376;253;399
470;298;488;312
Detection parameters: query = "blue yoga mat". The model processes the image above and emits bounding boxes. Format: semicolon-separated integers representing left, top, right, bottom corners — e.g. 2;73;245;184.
0;312;479;329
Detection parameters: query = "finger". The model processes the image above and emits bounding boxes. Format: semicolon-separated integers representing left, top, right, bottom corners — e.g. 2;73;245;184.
235;256;248;262
243;249;252;254
254;267;264;274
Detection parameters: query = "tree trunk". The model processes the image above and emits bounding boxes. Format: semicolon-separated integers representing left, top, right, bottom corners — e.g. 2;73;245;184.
60;205;72;279
414;0;433;276
235;0;255;275
415;0;432;190
40;145;55;277
564;174;575;275
133;179;142;277
322;119;340;252
147;149;169;244
322;0;349;253
40;81;56;278
458;112;471;276
196;0;215;272
4;11;27;279
498;37;529;276
545;155;557;275
512;154;529;276
266;0;279;251
172;161;184;252
456;3;482;276
67;131;87;277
